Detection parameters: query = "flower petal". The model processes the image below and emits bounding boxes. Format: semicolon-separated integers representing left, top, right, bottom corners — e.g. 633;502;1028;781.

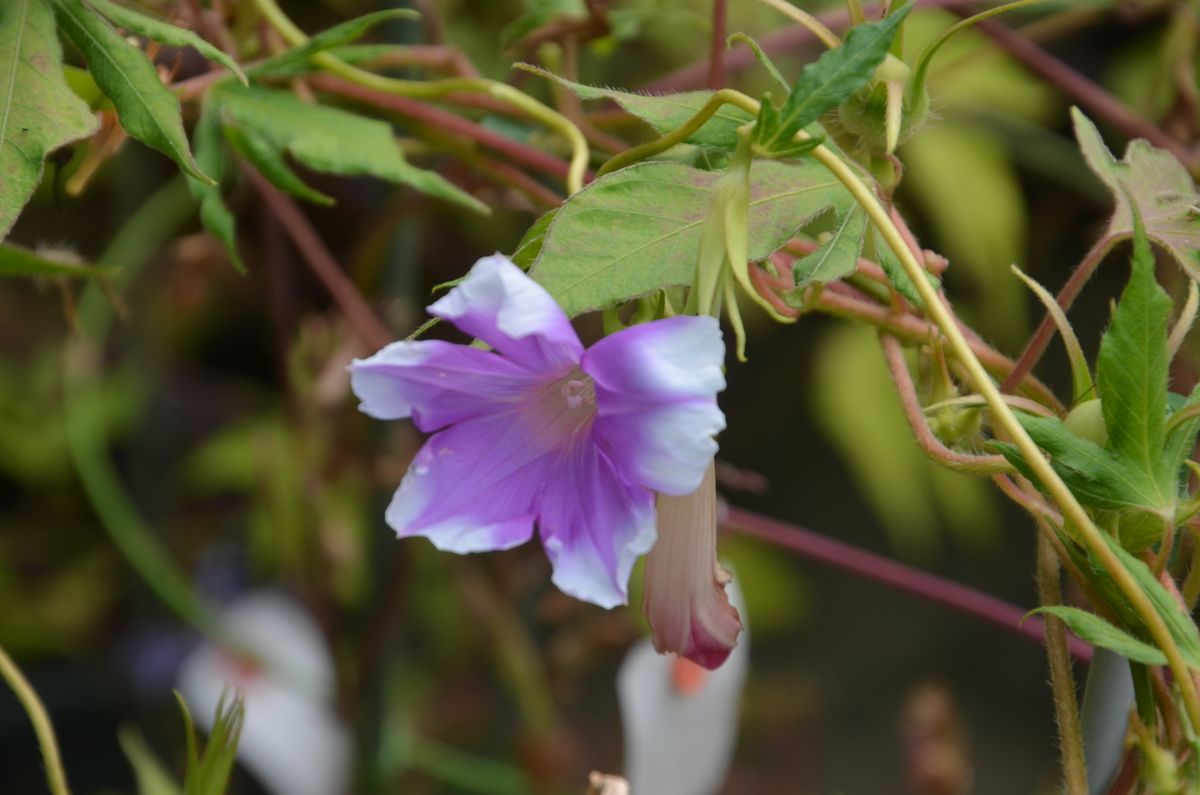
643;462;742;669
584;316;726;495
350;339;544;432
387;411;553;553
430;254;583;372
537;446;656;609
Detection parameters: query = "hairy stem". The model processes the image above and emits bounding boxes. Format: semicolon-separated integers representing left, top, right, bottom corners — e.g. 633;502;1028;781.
1036;530;1088;795
0;643;71;795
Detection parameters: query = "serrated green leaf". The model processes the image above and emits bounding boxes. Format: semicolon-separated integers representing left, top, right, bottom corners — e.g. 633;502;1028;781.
51;0;209;182
520;66;753;149
529;159;853;316
119;728;183;795
1072;107;1200;278
247;9;418;78
787;205;867;298
993;412;1162;511
1032;605;1164;665
0;242;114;278
210;83;486;214
186;106;243;272
1096;207;1175;511
224;123;333;207
871;228;932;306
511;208;556;270
755;6;909;154
0;0;98;239
86;0;245;83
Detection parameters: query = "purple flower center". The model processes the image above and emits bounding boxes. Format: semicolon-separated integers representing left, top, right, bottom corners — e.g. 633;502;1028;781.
530;367;597;449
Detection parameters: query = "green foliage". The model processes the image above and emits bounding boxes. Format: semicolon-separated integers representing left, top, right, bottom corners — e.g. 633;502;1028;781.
1032;605;1167;665
178;691;244;795
51;0;210;182
529;159;853;316
787;205;867;299
510;208;556;269
0;242;112;278
0;0;98;239
224;124;334;207
753;6;909;156
120;728;183;795
185;107;243;272
522;67;753;149
870;228;930;306
1095;209;1175;511
1073;107;1200;278
502;0;586;48
247;9;418;78
85;0;245;83
210;82;487;214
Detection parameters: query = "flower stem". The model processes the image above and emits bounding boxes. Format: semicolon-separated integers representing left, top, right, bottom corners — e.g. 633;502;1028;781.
0;643;71;795
806;139;1200;730
251;0;590;194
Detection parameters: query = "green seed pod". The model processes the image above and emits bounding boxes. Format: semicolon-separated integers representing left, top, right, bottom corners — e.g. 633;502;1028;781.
837;55;930;155
1064;398;1108;448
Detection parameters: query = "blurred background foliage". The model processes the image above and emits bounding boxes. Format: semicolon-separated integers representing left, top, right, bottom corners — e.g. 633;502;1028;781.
1;0;1197;793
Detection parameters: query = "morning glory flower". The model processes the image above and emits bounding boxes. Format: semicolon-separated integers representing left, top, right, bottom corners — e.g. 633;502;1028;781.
350;254;726;610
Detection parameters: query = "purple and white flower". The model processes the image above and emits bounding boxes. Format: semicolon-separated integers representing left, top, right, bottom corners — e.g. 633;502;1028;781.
349;254;726;614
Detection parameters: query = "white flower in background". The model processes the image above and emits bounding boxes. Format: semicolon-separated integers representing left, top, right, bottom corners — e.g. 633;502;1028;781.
177;591;350;795
618;579;748;795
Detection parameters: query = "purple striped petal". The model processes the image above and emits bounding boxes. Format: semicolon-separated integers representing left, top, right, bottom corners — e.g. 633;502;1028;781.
643;463;742;669
350;340;545;432
430;255;583;373
386;411;554;553
537;446;656;609
584;316;726;496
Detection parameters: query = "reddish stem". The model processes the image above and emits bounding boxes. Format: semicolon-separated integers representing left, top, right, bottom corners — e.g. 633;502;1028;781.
972;17;1195;167
246;169;393;350
724;506;1094;662
1001;234;1119;394
310;75;591;186
708;0;728;91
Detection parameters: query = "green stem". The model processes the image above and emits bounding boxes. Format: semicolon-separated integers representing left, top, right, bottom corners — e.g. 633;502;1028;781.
1036;530;1088;795
0;643;71;795
597;89;759;177
808;136;1200;729
65;178;222;635
251;0;589;194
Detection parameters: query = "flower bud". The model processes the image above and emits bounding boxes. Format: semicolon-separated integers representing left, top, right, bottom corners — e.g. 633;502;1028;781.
1064;398;1108;448
837;55;930;155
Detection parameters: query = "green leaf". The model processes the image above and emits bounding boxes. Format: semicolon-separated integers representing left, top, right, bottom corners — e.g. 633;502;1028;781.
119;728;184;795
519;66;754;149
224;124;334;207
871;228;933;306
1096;206;1175;511
51;0;209;182
755;6;909;154
247;9;418;78
85;0;246;83
502;0;586;48
787;205;868;298
529;159;853;316
1072;107;1200;278
1166;382;1200;482
510;208;556;269
186;106;243;272
993;412;1162;511
210;83;487;214
1031;605;1165;665
0;0;98;238
0;242;114;278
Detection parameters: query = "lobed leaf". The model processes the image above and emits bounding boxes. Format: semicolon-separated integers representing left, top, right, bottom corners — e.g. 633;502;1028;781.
1096;206;1175;511
211;83;486;214
0;0;98;239
787;204;868;299
51;0;209;181
86;0;246;83
754;6;909;154
529;159;854;316
1072;107;1200;278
